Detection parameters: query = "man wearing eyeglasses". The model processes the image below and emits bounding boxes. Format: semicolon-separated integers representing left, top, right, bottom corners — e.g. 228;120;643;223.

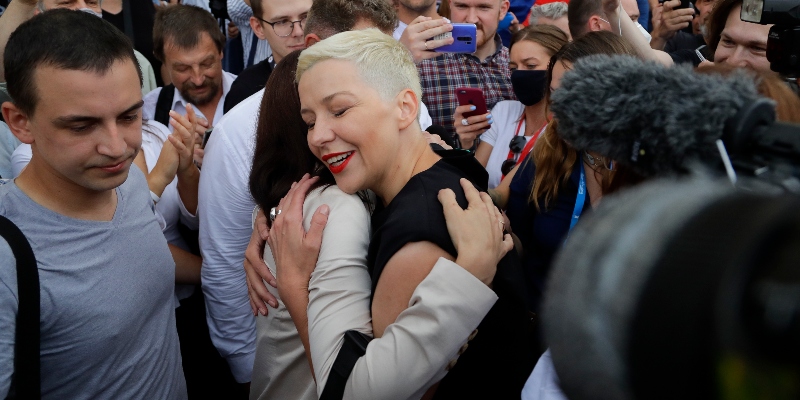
223;0;311;113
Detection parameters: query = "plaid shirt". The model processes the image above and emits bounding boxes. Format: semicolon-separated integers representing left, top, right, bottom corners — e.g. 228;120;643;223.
417;36;516;142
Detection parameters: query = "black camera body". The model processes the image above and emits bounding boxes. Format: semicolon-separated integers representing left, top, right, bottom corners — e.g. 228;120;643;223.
741;0;800;78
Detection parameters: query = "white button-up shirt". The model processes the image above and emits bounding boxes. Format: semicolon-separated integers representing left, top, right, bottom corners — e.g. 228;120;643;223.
143;70;237;130
197;89;262;383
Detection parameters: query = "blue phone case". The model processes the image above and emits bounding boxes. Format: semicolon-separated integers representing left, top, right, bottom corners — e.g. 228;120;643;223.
433;23;477;53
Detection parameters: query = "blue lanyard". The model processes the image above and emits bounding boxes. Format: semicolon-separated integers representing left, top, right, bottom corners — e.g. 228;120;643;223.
569;162;586;232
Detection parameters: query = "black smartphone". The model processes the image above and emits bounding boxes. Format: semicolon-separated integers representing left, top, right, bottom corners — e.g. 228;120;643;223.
202;127;213;149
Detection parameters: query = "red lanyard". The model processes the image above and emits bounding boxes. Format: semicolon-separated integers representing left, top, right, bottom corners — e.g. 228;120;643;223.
506;115;545;164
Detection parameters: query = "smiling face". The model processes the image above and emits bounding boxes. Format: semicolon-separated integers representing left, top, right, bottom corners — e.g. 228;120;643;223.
164;32;224;106
714;5;772;72
299;59;403;195
18;59;143;193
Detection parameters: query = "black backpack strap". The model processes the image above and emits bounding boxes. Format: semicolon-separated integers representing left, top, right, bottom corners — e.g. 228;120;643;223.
153;84;175;127
0;215;40;399
319;330;373;400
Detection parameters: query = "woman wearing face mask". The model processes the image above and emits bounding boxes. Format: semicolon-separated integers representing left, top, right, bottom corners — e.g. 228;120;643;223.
460;25;568;189
491;32;643;315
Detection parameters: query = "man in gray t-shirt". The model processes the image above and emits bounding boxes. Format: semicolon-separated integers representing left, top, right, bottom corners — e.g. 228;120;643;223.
0;10;186;399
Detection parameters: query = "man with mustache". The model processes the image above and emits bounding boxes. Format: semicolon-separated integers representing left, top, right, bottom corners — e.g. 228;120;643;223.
143;5;235;137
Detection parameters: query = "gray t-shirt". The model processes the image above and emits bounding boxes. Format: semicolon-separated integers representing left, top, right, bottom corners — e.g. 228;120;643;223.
0;167;187;399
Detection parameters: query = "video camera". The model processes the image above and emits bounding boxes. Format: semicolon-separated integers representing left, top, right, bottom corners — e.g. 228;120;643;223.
542;54;800;399
741;0;800;78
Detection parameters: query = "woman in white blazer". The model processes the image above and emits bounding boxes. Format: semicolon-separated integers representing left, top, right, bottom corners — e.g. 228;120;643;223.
246;48;511;400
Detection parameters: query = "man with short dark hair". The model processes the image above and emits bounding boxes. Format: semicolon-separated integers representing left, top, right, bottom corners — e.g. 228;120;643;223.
706;0;772;72
223;0;311;113
568;0;674;65
0;10;186;399
144;4;235;132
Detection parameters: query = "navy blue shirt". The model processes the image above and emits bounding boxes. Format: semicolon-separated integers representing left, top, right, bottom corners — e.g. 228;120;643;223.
506;158;590;311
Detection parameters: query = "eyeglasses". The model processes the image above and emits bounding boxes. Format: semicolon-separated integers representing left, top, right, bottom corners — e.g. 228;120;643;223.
255;16;307;37
583;151;616;171
501;136;527;176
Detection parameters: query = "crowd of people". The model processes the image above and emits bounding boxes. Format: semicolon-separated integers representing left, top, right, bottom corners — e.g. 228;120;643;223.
0;0;797;399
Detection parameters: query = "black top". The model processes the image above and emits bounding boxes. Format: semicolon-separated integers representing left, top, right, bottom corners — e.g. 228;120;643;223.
223;57;274;114
103;2;162;86
665;31;707;53
368;158;536;399
506;158;590;312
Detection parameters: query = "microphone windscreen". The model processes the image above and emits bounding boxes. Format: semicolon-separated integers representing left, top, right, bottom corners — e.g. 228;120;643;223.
550;55;761;177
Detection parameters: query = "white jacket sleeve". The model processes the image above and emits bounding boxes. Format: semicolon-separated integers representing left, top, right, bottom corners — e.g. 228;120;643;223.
303;186;498;400
342;259;497;400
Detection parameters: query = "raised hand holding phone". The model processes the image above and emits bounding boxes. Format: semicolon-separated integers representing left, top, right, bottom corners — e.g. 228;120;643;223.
432;23;477;53
399;16;454;63
453;87;492;149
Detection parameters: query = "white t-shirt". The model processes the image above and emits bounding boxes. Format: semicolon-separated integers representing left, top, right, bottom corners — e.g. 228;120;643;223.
479;100;529;189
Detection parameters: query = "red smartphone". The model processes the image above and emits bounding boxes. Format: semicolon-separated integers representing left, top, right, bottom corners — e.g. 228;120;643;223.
455;87;488;118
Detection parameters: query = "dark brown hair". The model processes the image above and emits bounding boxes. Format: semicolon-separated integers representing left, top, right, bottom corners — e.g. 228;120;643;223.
531;31;639;209
567;0;606;39
4;9;142;117
705;0;741;55
510;24;569;56
305;0;397;39
249;50;335;213
251;0;265;22
153;4;225;62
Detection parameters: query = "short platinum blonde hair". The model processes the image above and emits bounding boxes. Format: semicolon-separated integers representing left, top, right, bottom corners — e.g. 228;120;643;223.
296;29;422;113
529;2;569;24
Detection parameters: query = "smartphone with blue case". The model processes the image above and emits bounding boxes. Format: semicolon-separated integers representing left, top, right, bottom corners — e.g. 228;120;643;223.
431;23;477;53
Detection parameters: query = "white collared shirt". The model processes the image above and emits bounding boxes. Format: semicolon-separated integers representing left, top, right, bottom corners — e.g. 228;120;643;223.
197;89;262;384
142;70;237;130
394;20;408;40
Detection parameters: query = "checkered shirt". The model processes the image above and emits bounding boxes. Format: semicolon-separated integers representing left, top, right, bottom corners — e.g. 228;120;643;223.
417;36;516;142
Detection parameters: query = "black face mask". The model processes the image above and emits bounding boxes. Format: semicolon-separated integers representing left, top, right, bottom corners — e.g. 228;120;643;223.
511;69;547;106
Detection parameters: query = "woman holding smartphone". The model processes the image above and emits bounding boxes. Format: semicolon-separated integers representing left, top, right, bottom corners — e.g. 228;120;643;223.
468;25;568;189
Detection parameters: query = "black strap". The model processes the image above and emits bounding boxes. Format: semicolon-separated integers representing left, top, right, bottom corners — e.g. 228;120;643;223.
247;32;260;68
0;216;40;399
154;84;176;127
121;0;135;42
319;330;373;400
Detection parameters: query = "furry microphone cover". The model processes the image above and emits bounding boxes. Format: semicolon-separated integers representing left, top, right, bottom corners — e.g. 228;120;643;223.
549;55;763;177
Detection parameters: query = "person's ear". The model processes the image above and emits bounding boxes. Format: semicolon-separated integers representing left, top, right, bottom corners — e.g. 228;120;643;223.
250;16;268;40
499;0;510;20
396;89;419;131
588;16;604;32
304;34;321;47
2;102;35;144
